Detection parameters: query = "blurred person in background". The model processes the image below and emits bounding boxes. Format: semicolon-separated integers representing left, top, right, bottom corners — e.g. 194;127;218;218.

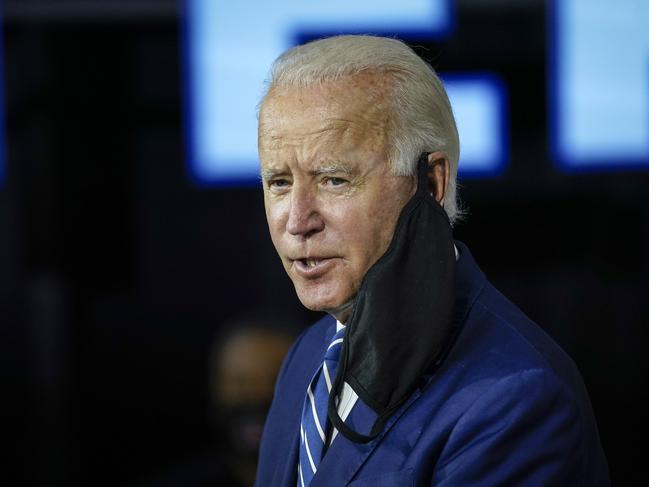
209;319;296;486
255;35;609;486
138;317;295;487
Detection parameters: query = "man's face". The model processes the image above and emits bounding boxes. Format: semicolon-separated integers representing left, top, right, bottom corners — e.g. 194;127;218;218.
258;74;416;322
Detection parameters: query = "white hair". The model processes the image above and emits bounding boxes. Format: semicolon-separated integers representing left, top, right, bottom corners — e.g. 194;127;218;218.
260;35;463;224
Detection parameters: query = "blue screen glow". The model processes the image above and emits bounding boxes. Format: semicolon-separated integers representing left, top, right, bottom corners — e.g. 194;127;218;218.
184;0;508;184
550;0;649;170
444;74;508;177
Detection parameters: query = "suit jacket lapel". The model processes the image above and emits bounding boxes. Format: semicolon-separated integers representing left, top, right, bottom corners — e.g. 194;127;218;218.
273;322;338;487
273;424;300;487
310;387;423;486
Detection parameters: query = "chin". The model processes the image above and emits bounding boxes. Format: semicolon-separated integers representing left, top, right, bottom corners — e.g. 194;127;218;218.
297;293;342;313
295;284;355;321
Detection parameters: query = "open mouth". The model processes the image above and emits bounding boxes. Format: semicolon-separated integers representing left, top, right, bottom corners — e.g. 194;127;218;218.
293;257;336;277
301;258;322;268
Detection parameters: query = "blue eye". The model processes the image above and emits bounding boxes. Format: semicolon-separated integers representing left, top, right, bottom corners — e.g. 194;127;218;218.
269;179;290;188
326;177;347;186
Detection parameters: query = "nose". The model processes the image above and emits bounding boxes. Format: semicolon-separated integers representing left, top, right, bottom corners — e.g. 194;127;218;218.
286;184;324;237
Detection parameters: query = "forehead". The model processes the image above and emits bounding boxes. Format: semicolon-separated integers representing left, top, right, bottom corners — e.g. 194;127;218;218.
258;74;393;155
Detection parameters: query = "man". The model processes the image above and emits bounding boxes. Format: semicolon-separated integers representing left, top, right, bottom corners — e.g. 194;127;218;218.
255;35;609;486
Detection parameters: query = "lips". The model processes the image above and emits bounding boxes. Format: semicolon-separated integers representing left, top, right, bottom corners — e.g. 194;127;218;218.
303;258;323;268
292;256;337;278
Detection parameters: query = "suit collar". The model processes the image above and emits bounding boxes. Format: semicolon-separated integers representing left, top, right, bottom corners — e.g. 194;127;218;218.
452;241;487;328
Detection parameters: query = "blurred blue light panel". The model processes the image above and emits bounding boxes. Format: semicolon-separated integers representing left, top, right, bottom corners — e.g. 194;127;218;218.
185;1;503;183
443;75;508;177
550;0;649;170
184;0;451;184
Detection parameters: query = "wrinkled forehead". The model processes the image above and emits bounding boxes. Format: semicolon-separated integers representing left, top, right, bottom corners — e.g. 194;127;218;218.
258;73;395;150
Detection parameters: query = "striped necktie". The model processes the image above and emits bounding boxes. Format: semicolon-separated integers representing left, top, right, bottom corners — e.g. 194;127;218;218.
297;327;345;487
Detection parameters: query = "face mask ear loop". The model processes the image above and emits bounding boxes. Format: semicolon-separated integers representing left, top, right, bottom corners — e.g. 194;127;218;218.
416;152;431;197
326;338;408;444
327;337;383;444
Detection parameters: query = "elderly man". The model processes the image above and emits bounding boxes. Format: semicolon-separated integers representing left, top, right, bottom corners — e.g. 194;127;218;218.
254;35;608;486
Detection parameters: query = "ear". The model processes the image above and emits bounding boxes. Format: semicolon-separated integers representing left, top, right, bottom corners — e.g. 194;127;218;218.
427;151;450;205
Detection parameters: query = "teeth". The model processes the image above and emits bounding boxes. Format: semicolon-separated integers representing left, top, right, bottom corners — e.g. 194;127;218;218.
306;259;318;267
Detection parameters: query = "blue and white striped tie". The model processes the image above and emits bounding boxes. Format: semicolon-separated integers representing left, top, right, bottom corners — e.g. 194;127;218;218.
297;328;345;487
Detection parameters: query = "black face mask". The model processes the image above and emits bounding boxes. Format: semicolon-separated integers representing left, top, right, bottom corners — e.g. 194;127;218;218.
327;153;457;443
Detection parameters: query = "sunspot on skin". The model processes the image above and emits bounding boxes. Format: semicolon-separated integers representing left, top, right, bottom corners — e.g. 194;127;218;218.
258;74;417;323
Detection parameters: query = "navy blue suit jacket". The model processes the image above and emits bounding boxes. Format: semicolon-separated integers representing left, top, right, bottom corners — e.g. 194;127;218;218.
256;242;609;486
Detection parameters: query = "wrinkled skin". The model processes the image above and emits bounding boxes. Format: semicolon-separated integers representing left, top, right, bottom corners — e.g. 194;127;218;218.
258;74;447;323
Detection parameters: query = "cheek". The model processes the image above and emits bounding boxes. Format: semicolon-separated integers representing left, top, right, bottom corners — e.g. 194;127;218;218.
377;204;402;240
356;193;410;262
335;207;390;264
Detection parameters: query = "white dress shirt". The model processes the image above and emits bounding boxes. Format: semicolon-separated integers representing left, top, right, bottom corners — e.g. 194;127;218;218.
329;320;358;444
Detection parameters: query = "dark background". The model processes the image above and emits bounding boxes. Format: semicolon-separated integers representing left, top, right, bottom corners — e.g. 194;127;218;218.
2;0;647;485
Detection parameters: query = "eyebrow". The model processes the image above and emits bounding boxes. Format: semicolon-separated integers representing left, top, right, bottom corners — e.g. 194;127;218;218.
259;167;282;180
312;162;354;176
259;162;354;181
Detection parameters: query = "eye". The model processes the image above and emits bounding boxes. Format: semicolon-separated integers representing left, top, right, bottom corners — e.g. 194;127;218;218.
267;178;291;190
324;176;348;187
